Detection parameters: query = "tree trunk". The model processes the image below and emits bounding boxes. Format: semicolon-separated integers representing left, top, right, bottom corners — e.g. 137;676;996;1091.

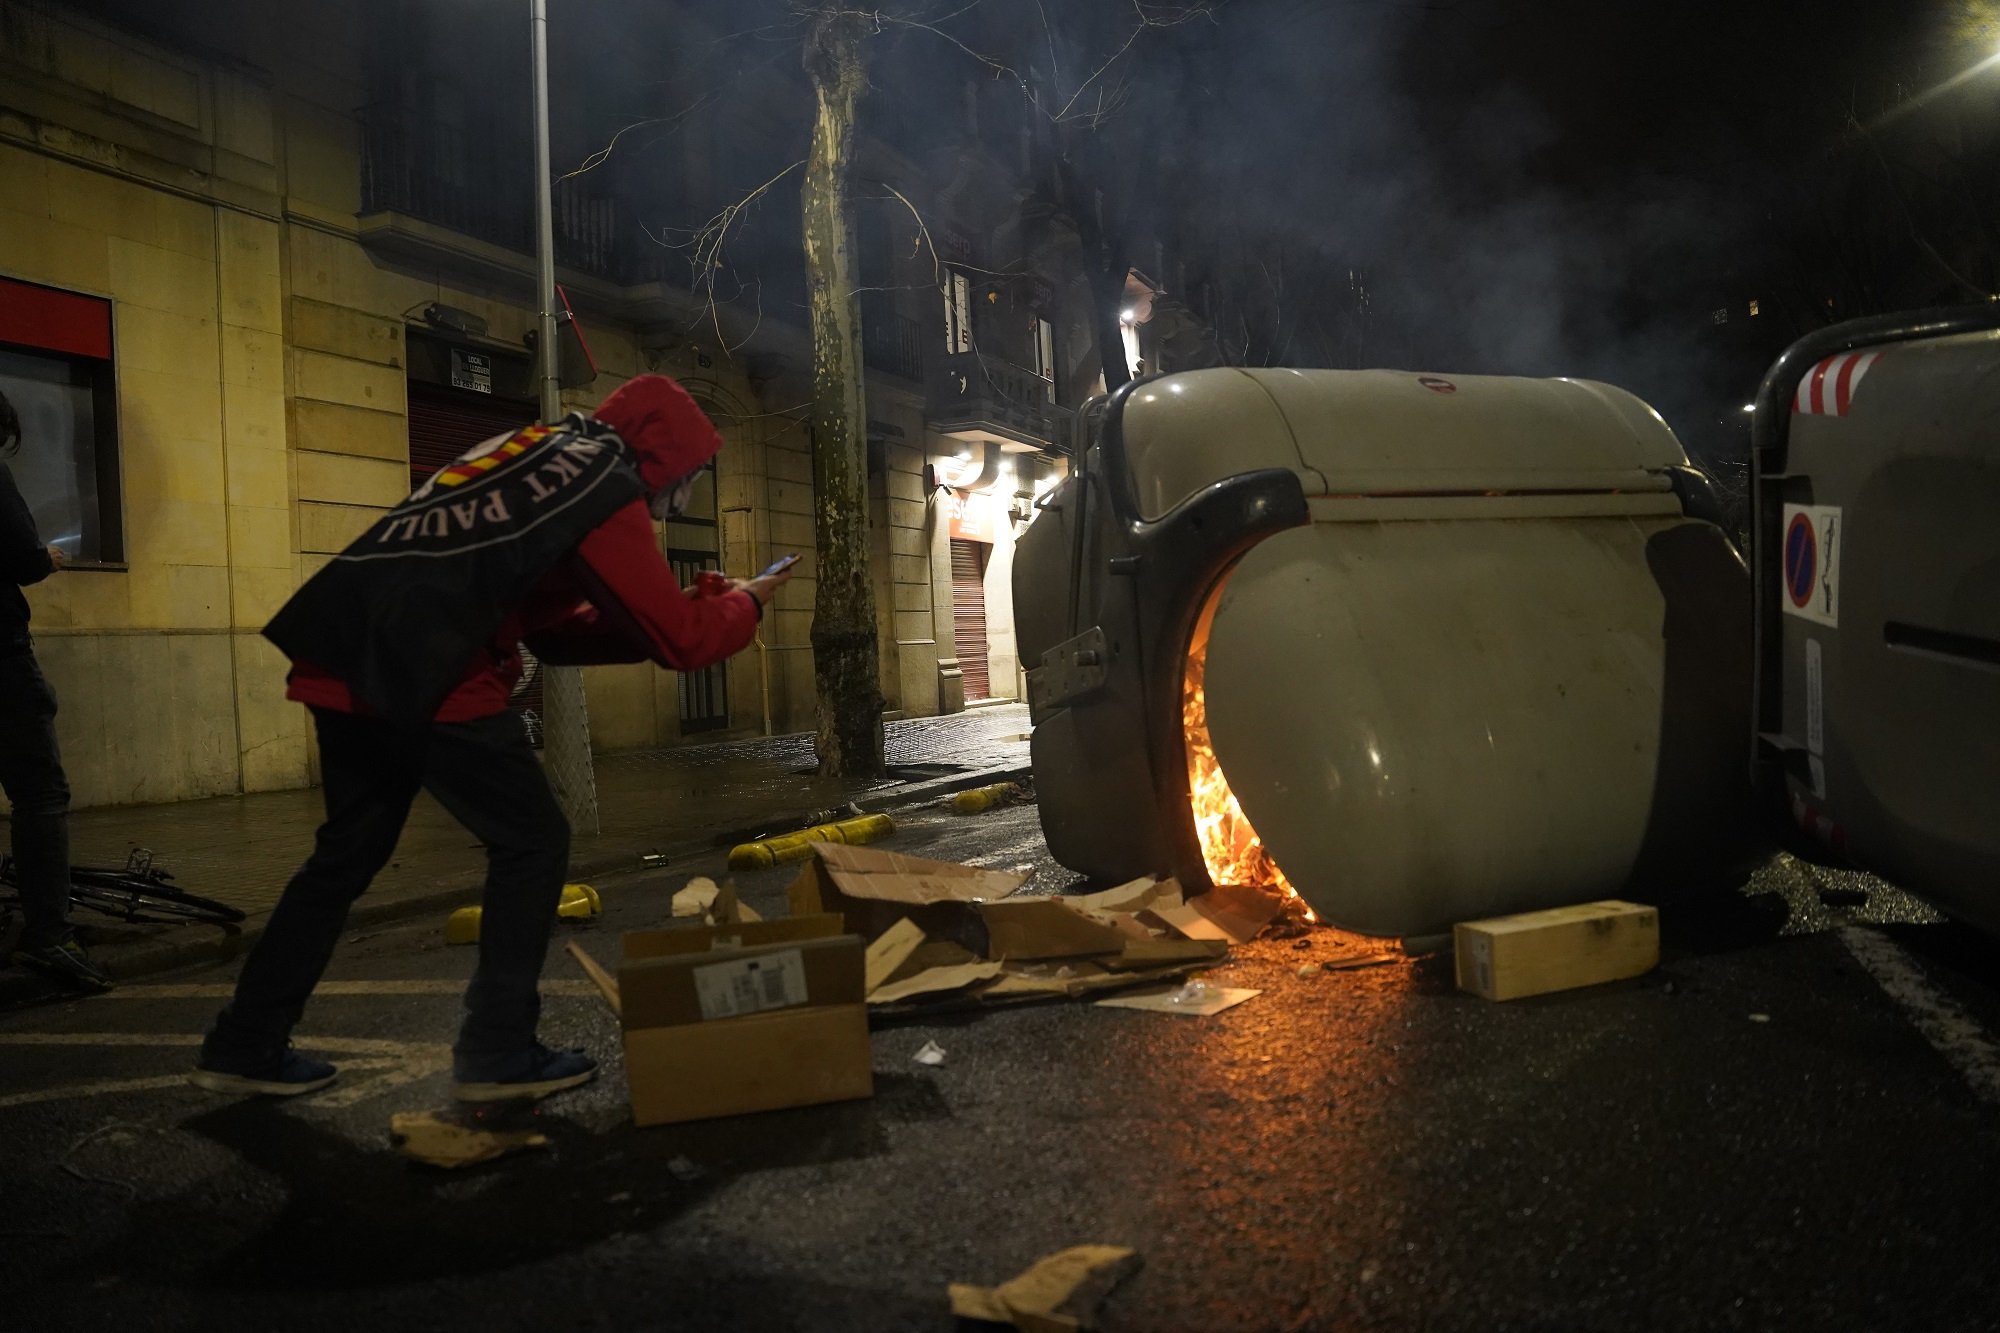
801;13;885;778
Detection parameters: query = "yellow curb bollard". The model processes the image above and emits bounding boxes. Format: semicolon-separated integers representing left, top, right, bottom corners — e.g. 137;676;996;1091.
447;882;601;944
951;782;1018;814
445;906;482;945
726;813;897;871
558;882;601;920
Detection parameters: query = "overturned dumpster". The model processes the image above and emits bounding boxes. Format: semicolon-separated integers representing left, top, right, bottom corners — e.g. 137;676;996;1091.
1015;368;1754;937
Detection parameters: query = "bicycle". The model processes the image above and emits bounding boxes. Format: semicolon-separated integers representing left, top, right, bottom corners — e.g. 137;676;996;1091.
0;847;245;928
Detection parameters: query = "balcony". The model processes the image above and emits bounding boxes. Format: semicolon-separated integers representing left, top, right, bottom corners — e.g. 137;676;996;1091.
359;106;652;286
927;351;1068;452
862;303;924;382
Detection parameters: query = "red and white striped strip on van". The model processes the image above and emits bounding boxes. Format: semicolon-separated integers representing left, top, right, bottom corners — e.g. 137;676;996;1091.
1793;350;1882;417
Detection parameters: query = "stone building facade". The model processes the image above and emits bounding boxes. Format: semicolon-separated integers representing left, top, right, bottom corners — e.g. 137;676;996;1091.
0;0;1175;809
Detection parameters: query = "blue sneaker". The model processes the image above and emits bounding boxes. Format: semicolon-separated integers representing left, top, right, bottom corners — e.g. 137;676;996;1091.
188;1046;338;1097
453;1043;597;1103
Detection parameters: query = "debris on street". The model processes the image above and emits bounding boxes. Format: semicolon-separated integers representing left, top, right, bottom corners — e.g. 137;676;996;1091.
569;913;872;1127
949;1244;1141;1332
1453;900;1659;1001
911;1039;947;1066
775;843;1323;1017
389;1110;549;1169
1096;980;1260;1018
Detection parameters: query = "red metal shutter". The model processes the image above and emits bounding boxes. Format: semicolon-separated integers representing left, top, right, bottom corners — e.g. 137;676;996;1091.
951;538;991;701
406;381;535;484
404;381;546;742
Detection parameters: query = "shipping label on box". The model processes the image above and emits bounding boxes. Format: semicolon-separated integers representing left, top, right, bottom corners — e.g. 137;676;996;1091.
693;948;809;1020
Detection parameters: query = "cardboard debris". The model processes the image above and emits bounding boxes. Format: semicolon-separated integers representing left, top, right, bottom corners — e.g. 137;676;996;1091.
1096;982;1261;1017
788;841;1032;947
978;898;1129;961
1101;938;1229;971
868;961;1004;1005
389;1111;549;1169
672;877;720;918
571;914;871;1127
710;880;763;925
949;1244;1142;1333
1139;901;1237;943
1070;876;1182;916
864;917;927;994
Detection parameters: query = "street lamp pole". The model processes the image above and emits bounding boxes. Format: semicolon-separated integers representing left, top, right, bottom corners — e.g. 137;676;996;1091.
530;0;600;833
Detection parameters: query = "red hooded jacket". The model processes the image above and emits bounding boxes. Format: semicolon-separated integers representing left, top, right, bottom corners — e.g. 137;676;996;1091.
287;375;760;722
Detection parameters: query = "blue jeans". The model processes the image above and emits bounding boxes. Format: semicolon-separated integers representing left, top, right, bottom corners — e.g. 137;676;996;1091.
0;649;73;950
204;707;570;1068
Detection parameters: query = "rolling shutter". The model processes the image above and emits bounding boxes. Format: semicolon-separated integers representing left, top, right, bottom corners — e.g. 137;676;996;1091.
950;537;991;702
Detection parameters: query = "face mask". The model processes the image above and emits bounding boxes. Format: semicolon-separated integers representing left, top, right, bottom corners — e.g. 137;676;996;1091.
650;472;698;521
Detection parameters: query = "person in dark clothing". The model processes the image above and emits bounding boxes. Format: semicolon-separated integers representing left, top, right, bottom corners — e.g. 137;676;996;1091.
191;374;788;1101
0;389;110;991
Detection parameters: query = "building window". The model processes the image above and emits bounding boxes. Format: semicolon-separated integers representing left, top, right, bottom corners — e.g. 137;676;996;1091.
1748;299;1761;317
944;269;973;354
1034;316;1056;398
0;278;122;565
1710;307;1729;325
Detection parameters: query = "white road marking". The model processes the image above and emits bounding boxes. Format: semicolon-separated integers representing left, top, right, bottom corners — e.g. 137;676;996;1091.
91;980;599;1000
0;1032;453;1110
1841;926;2000;1106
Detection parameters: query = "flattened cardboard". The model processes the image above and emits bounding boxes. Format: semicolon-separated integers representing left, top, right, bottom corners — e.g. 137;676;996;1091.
1101;938;1229;971
1070;876;1182;916
1096;985;1260;1017
1188;884;1288;943
950;1244;1143;1333
624;1004;873;1127
1141;902;1236;942
788;842;1029;945
978;898;1129;960
864;917;927;994
867;961;1004;1005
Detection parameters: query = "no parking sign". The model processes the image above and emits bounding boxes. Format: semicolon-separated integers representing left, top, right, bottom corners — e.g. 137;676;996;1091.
1780;503;1842;627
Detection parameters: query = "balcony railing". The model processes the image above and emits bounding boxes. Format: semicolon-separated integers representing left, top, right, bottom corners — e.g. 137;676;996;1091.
862;303;925;381
360;105;645;284
927;351;1067;451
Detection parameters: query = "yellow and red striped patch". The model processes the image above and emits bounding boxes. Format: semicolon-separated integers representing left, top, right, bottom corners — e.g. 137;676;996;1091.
429;425;549;488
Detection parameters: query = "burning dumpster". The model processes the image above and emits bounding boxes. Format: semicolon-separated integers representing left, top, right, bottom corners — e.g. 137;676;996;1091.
1014;368;1754;938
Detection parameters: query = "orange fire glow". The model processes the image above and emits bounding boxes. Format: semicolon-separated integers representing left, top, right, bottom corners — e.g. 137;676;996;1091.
1183;634;1312;918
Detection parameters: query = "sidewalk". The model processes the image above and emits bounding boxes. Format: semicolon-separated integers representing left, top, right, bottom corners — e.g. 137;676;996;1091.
5;704;1032;988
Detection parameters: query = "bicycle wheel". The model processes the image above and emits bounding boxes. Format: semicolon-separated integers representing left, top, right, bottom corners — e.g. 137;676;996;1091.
69;873;246;927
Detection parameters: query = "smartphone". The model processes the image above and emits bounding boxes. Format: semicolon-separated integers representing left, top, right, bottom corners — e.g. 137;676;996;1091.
758;553;801;579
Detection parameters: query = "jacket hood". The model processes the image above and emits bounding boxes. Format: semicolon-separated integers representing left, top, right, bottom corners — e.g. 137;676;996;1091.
589;374;724;496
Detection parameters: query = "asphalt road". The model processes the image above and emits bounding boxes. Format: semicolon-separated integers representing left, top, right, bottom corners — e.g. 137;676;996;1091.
4;802;2000;1332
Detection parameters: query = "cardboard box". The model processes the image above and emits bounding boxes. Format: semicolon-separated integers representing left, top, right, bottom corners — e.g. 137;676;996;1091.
582;914;873;1127
1454;900;1659;1001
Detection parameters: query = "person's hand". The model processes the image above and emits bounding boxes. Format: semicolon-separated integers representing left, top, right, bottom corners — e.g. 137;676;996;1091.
45;544;65;571
734;563;795;608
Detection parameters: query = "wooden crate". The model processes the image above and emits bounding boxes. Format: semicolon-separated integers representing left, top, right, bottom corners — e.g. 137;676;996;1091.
1454;900;1659;1001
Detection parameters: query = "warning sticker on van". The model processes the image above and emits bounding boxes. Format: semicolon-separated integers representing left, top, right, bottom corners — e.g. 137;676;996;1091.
1781;504;1841;627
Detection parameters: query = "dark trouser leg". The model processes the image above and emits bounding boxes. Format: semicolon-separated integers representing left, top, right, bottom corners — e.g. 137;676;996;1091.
204;709;421;1062
0;652;73;950
418;711;570;1065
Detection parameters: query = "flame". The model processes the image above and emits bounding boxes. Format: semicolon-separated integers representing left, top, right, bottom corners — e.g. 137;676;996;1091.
1183;629;1313;919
